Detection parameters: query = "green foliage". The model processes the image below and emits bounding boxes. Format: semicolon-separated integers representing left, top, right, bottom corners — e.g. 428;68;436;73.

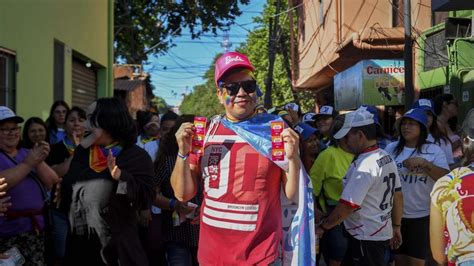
115;0;249;63
179;0;316;115
238;0;315;112
179;54;224;117
150;95;170;114
179;84;224;118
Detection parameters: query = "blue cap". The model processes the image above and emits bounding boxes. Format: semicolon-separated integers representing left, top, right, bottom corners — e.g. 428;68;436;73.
360;105;379;124
402;108;428;130
294;122;318;141
302;112;316;123
412;99;435;115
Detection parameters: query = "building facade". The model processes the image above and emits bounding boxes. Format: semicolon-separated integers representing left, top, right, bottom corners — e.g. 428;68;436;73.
293;0;435;108
0;0;114;118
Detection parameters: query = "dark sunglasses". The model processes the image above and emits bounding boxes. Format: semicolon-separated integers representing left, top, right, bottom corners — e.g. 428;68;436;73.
221;80;257;96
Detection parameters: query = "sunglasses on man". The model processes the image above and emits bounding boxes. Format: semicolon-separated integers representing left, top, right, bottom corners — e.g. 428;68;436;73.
220;80;257;96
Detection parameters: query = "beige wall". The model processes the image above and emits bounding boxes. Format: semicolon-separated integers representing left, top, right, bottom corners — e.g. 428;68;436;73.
296;0;432;90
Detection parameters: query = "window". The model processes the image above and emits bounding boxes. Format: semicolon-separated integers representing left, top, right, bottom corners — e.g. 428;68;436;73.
0;49;16;111
423;30;449;71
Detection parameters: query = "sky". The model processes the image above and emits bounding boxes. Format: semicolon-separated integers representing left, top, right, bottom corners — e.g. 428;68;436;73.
143;0;266;107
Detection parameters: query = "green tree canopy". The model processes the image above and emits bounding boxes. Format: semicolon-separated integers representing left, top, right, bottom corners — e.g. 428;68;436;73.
179;0;316;115
150;95;170;114
178;54;224;117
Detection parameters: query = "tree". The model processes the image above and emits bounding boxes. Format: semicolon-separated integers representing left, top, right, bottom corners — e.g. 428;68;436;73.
179;54;224;117
115;0;250;63
238;0;315;112
150;95;170;114
179;0;316;115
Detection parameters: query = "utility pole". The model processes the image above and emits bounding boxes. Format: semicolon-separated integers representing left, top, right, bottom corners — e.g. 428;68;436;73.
404;0;414;109
264;0;282;109
279;34;299;104
221;30;233;52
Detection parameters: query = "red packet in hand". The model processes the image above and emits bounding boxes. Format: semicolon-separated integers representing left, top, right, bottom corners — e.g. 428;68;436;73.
271;121;285;161
192;117;207;154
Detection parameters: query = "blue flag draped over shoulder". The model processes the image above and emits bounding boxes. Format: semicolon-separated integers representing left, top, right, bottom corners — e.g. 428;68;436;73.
217;113;316;266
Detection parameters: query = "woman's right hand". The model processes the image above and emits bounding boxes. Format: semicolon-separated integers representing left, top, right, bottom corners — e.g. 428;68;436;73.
25;141;50;167
175;123;194;155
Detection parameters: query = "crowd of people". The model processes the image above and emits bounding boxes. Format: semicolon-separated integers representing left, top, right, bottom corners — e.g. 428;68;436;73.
0;51;473;266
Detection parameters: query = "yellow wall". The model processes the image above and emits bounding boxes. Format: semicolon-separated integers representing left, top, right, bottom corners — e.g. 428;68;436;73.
0;0;113;119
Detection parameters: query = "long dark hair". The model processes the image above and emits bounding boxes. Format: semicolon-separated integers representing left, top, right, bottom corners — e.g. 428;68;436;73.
67;106;86;121
428;112;450;145
154;115;195;172
22;117;49;149
434;94;454;116
46;100;70;131
89;98;137;147
394;117;428;158
136;110;155;136
329;114;345;148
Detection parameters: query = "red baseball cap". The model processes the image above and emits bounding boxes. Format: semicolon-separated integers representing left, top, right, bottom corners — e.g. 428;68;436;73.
214;51;255;87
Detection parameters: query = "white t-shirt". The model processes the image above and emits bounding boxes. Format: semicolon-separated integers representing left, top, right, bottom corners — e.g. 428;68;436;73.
340;147;401;241
143;139;160;162
427;134;454;164
385;142;449;218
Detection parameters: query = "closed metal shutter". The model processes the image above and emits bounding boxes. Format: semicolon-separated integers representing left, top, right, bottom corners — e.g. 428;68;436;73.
72;59;97;109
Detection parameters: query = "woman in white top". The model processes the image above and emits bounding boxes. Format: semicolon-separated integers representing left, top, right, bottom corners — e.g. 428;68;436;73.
434;94;462;160
413;99;455;168
385;108;450;266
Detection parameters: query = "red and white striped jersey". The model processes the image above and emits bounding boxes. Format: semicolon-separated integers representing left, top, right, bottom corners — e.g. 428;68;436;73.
190;122;283;265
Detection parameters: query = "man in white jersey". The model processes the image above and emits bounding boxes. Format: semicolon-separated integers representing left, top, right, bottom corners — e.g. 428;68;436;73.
316;108;403;266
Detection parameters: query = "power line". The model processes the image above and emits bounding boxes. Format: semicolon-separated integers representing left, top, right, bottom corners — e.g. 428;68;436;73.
269;1;304;18
153;74;204;79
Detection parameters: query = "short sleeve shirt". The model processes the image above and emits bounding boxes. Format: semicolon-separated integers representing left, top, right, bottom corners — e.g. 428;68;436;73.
189;122;282;265
385;142;449;218
340;148;401;241
309;146;353;211
427;134;454;165
431;166;474;264
0;148;45;237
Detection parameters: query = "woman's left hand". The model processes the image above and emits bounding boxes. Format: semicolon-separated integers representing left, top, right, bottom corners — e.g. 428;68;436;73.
282;128;300;161
403;157;427;172
107;150;121;180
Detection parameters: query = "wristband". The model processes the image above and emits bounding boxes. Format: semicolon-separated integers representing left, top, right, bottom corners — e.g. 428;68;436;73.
169;199;177;210
392;224;401;227
177;152;189;160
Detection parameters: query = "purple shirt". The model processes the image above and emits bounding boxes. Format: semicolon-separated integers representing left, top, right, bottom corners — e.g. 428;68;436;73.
0;148;45;237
